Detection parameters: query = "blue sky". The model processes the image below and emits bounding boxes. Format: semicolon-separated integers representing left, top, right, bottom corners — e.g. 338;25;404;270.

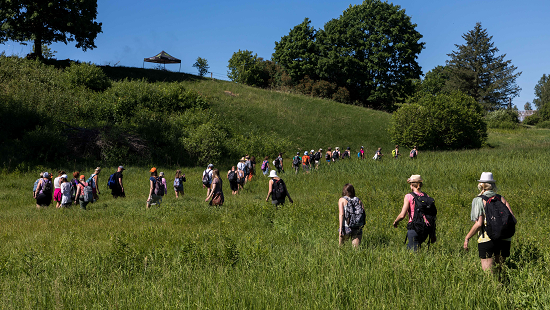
2;0;549;108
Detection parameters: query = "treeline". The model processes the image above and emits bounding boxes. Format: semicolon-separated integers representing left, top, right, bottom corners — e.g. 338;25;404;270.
0;56;290;169
227;0;531;150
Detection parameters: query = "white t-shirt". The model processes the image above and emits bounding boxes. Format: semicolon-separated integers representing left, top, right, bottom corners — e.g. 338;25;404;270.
54;177;61;189
237;162;246;171
61;182;72;204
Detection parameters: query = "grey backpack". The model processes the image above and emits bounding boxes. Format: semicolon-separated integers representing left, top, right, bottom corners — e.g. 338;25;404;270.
343;196;366;229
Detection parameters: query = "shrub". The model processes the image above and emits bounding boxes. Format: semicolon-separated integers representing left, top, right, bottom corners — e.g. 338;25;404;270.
310;80;336;99
332;87;351;104
390;92;487;149
523;113;541;125
536;120;550;129
64;62;111;91
485;109;519;128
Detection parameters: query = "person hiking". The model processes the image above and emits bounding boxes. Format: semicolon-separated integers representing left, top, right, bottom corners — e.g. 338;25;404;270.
159;172;168;196
464;172;516;273
274;152;284;174
338;183;365;248
393;175;437;251
325;147;332;164
265;170;293;207
236;165;245;191
205;169;224;206
343;147;351;159
227;166;238;195
392;145;400;159
292;152;301;174
245;155;253;182
147;168;162;208
75;175;91;210
202;164;214;197
60;174;72;208
35;172;52;208
314;148;322;169
332;147;340;161
410;146;418;159
359;146;365;160
53;170;65;209
302;151;310;173
250;156;257;179
261;156;270;176
89;167;101;201
111;166;125;198
174;169;186;198
373;147;383;160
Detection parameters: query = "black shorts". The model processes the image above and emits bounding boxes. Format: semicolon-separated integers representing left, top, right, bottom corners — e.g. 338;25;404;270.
229;181;238;191
478;239;511;259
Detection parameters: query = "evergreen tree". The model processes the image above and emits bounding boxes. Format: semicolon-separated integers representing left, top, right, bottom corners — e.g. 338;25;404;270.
533;74;550;120
446;23;521;111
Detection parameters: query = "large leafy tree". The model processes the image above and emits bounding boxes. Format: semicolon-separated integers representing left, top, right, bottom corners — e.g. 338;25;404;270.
446;23;521;111
227;50;269;87
0;0;102;58
272;18;319;82
316;0;424;109
533;74;550;120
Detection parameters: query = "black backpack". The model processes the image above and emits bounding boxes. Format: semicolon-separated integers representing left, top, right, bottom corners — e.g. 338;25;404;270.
272;179;286;200
292;156;300;167
154;177;165;196
332;151;339;159
274;157;281;167
480;195;516;240
343;196;366;229
42;179;52;195
202;170;210;186
228;171;237;182
314;152;321;161
407;192;437;244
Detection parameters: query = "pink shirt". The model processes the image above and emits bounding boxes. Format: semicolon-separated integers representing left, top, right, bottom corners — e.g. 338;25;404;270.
405;192;425;223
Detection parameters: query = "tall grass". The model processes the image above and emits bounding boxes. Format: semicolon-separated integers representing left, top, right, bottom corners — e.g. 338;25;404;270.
1;129;549;308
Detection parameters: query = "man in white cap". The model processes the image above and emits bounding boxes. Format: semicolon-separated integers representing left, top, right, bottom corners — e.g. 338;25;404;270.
265;170;293;207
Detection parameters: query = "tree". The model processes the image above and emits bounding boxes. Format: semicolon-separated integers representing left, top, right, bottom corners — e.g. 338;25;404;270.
533;74;550;110
390;92;487;150
446;23;521;111
419;65;450;96
192;57;209;77
316;0;424;109
272;18;319;82
32;44;57;59
524;102;532;111
227;50;269;87
0;0;102;58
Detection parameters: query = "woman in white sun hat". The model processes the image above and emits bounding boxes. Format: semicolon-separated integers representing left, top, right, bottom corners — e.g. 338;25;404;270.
265;170;293;206
464;172;516;273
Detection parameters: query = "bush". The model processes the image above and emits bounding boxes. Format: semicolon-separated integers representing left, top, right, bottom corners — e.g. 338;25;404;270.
311;80;336;99
523;113;541;125
485;109;519;129
332;87;351;104
390;92;487;149
64;62;111;91
536;120;550;129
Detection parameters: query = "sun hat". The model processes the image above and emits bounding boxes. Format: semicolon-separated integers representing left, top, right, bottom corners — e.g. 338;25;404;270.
268;170;278;178
159;172;164;176
43;172;50;178
61;174;68;179
240;157;245;162
319;148;323;151
208;164;214;168
477;172;495;183
407;175;423;183
311;149;315;153
336;147;340;150
80;175;85;180
304;151;308;155
150;167;157;173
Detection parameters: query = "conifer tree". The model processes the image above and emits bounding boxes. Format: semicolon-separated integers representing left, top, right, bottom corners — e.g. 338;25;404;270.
446;23;521;111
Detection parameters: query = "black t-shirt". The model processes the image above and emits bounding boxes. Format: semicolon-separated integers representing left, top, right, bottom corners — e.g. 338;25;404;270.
113;171;123;188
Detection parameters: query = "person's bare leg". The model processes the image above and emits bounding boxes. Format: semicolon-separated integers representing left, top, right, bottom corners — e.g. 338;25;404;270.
481;258;494;272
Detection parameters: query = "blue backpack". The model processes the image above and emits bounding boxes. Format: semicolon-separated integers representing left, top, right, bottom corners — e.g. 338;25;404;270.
107;174;116;189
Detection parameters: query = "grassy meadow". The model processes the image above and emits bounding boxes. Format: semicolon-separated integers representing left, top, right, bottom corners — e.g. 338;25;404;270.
1;127;550;309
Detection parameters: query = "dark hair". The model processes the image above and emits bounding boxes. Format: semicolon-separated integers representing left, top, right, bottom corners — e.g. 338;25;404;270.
342;183;355;198
73;171;80;178
151;171;158;177
264;156;269;160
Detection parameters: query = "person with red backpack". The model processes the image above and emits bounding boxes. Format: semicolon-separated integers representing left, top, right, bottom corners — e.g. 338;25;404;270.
464;172;516;273
338;184;365;247
265;170;293;207
393;175;437;251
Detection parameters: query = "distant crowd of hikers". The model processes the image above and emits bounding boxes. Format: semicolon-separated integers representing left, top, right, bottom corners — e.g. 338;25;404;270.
32;145;515;273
